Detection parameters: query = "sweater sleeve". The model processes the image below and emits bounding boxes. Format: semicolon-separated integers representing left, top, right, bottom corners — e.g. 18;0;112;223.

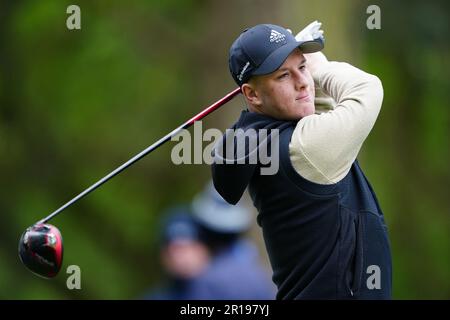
289;61;383;184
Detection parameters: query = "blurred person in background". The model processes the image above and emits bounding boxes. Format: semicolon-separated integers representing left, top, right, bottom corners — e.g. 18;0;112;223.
143;209;210;300
143;182;276;300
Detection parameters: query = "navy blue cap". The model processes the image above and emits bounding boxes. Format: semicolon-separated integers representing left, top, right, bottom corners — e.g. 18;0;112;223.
160;208;200;245
229;24;324;86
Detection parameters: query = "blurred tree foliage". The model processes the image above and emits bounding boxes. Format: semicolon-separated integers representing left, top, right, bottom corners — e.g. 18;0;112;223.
0;0;448;299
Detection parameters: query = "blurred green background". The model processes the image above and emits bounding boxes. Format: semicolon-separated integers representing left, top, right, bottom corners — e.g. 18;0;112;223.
0;0;448;299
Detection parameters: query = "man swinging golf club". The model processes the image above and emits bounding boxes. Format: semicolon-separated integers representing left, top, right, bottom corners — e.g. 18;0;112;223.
211;21;392;299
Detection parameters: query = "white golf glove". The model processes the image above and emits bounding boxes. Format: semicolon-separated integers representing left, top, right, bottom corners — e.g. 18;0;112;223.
295;20;324;42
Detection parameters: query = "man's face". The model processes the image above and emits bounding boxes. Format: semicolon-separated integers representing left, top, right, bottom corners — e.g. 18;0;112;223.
245;49;315;121
161;239;210;279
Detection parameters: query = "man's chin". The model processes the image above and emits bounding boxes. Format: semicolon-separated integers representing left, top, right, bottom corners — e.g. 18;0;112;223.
295;105;315;119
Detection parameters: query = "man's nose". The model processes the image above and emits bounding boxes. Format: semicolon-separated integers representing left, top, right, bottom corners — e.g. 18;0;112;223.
294;71;309;90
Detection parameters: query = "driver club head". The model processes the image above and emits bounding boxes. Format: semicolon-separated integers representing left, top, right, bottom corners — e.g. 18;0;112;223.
18;223;63;278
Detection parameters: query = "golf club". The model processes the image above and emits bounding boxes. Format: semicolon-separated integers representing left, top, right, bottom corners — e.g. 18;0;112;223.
19;87;241;278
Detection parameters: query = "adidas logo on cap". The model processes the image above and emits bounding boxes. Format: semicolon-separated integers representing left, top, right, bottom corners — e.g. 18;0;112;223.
269;29;286;43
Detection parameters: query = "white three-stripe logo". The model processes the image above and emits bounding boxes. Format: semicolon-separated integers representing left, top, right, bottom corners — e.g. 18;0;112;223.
269;30;285;43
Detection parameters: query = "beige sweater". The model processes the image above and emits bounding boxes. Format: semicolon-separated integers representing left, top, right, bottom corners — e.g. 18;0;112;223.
289;62;384;184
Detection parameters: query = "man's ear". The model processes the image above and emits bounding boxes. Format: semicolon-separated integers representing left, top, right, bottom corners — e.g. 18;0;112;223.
241;82;262;110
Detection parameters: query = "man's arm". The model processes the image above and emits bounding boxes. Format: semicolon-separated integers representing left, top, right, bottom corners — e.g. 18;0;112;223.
314;82;336;114
289;52;383;184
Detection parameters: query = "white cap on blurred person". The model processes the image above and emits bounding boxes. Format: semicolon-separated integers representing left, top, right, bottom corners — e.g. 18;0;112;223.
191;182;252;234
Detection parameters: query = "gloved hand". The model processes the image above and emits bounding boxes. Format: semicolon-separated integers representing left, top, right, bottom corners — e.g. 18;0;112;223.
295;20;324;42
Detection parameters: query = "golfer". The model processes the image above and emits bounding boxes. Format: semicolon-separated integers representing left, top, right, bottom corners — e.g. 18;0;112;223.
211;22;392;299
